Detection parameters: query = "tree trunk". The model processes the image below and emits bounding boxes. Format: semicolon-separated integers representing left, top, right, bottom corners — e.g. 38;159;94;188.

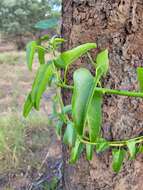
61;0;143;189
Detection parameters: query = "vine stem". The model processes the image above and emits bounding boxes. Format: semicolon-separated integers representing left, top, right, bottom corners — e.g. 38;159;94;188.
58;82;143;147
87;52;95;66
51;46;70;123
54;51;143;147
58;83;143;98
78;135;143;147
52;62;69;123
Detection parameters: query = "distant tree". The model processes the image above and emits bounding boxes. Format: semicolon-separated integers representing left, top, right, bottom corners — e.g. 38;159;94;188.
0;0;61;49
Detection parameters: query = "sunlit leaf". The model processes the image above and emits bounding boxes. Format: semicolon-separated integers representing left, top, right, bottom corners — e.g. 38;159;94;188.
31;62;54;110
72;68;103;139
112;149;126;173
26;41;37;70
72;68;94;135
137;67;143;92
96;49;109;77
54;43;97;69
23;93;33;117
63;122;76;147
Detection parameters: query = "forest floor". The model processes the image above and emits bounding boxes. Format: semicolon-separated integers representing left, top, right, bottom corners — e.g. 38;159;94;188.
0;51;62;190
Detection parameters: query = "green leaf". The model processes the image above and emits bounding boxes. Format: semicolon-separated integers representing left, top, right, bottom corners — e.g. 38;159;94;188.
70;138;83;164
96;49;109;77
112;149;126;173
23;93;33;117
137;67;143;92
31;63;54;110
96;138;109;153
50;37;65;49
26;41;37;70
54;43;97;69
39;35;49;42
87;92;103;141
37;46;45;65
62;105;72;114
138;145;143;153
34;18;58;30
72;68;94;135
53;38;65;44
63;122;77;147
55;120;63;137
127;140;137;159
86;144;94;160
72;68;103;139
80;51;109;140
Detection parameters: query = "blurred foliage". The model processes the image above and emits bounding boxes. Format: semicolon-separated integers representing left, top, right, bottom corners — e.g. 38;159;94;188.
0;0;61;49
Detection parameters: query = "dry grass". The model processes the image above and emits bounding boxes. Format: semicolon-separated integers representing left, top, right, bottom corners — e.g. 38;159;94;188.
0;112;50;172
0;51;26;65
0;51;61;189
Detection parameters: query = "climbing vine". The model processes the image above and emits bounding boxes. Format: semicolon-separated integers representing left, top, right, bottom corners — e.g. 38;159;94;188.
23;35;143;173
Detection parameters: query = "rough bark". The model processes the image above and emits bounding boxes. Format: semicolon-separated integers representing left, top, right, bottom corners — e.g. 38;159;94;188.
61;0;143;189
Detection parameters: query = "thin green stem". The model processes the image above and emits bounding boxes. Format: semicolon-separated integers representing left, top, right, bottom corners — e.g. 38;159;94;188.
96;87;143;98
78;135;143;147
57;82;143;147
58;83;143;98
87;52;95;66
52;60;70;123
58;83;73;90
63;66;68;84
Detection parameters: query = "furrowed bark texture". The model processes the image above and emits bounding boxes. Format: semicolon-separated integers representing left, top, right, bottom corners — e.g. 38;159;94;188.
61;0;143;189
